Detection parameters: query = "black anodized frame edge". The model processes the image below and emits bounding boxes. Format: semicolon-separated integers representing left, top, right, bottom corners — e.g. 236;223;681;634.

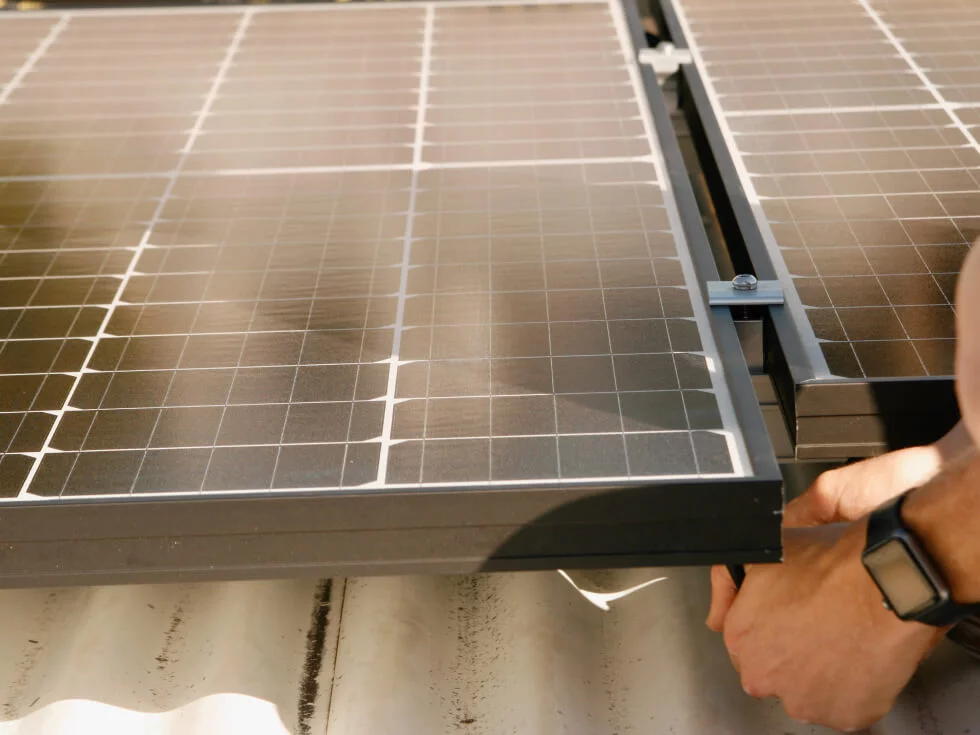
795;379;959;455
653;0;686;49
0;478;782;588
0;476;782;543
622;0;783;492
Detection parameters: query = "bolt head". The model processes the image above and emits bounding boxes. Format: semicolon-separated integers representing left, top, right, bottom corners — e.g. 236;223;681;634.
732;274;759;291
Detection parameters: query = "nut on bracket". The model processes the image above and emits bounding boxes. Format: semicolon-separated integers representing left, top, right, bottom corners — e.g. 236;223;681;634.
707;275;784;306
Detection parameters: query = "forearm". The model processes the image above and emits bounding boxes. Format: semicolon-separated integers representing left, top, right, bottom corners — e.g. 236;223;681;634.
903;448;980;604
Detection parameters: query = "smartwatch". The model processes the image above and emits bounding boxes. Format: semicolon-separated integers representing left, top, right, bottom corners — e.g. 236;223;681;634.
862;493;980;627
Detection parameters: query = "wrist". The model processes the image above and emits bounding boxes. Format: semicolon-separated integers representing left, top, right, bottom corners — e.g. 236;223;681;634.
903;483;980;604
839;521;942;642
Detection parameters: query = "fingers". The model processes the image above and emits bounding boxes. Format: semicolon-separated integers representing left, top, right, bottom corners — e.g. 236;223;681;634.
706;564;737;633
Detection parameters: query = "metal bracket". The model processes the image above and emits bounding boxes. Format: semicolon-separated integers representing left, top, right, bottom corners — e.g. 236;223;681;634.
638;42;693;76
707;275;784;307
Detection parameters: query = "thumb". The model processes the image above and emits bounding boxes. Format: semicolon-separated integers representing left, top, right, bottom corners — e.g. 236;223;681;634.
783;476;842;528
782;492;826;528
706;564;737;633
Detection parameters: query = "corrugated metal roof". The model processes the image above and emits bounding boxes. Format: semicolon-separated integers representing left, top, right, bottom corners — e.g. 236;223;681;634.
1;570;978;735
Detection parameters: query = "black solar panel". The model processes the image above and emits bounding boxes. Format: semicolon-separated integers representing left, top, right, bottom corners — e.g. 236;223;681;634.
668;0;977;381
0;0;780;584
663;0;970;457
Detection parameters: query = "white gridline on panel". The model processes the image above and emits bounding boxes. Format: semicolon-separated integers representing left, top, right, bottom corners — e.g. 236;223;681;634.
0;156;655;185
701;50;912;67
11;469;743;503
12;73;424;89
0;388;719;415
707;67;922;83
375;2;432;486
688;38;897;56
173;136;649;159
0;0;605;21
750;170;980;183
23;431;721;455
16;8;259;498
716;83;930;99
2;355;710;380
739;143;978;156
0;260;696;285
689;12;891;32
0;0;749;498
724;103;949;118
756;187;980;198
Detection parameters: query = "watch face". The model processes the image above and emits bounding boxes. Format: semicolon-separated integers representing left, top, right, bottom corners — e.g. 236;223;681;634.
864;538;940;618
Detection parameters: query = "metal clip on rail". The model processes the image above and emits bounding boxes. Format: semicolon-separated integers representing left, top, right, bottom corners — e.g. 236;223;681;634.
707;274;784;308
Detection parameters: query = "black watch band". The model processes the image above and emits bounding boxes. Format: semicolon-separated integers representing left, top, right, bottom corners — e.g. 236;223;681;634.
865;494;980;628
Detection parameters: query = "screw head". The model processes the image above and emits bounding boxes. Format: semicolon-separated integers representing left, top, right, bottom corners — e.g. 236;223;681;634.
732;274;758;291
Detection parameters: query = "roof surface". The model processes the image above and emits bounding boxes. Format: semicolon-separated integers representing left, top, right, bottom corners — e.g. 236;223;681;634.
1;569;978;734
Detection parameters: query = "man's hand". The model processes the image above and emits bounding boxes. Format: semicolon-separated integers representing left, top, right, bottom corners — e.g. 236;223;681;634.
718;524;944;731
707;445;943;631
707;421;974;630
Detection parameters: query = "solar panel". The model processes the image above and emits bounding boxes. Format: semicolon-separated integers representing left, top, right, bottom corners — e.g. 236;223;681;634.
662;0;972;457
0;0;780;584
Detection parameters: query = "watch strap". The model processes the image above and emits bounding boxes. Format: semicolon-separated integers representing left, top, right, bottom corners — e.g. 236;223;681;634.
867;494;980;628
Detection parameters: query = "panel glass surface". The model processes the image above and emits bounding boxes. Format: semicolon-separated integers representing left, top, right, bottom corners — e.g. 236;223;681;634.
673;0;978;380
0;1;746;499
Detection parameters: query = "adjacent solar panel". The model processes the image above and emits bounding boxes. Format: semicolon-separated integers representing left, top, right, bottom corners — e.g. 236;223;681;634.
662;0;980;460
663;0;971;455
0;0;780;584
